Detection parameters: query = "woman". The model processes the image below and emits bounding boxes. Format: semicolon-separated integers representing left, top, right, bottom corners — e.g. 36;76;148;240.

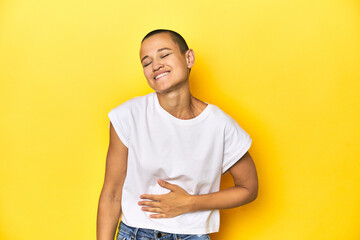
97;29;258;240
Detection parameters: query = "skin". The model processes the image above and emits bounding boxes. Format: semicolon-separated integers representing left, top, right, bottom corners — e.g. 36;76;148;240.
97;122;128;240
139;32;207;119
96;32;258;239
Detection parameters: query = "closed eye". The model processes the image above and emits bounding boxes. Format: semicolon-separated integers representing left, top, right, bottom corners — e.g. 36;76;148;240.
160;53;171;58
143;62;151;67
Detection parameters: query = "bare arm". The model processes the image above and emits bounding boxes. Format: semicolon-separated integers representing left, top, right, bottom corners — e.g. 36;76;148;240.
97;122;128;240
190;151;258;212
138;151;258;218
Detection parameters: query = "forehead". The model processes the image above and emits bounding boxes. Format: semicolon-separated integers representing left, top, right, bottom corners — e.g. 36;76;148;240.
139;33;179;57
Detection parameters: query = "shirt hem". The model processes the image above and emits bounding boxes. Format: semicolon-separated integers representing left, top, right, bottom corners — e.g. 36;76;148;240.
108;112;129;148
222;138;252;175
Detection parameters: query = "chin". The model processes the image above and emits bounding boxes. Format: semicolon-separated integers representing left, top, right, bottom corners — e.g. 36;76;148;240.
153;88;172;95
149;84;173;94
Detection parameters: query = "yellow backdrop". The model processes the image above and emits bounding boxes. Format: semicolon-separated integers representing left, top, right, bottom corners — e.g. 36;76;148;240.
1;0;359;239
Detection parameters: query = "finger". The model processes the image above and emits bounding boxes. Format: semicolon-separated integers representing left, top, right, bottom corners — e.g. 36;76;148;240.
150;213;167;218
158;179;177;191
138;201;160;207
141;207;162;213
140;194;161;201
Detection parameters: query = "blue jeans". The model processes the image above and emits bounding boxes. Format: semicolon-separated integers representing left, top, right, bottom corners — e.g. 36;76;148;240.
116;221;211;240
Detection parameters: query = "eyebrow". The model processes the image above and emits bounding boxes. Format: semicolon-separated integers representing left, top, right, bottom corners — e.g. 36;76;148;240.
141;48;172;63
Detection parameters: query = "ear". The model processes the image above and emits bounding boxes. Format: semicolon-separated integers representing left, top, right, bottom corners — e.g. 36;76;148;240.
185;49;195;69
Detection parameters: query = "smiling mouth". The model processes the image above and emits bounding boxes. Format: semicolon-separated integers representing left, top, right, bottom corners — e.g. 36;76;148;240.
154;71;170;80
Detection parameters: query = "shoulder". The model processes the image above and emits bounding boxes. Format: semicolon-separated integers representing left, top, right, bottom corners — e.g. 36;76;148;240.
109;92;153;115
207;104;249;136
208;104;237;125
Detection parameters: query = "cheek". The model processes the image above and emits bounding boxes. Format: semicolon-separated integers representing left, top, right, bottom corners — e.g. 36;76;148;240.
173;58;188;72
174;63;189;78
143;68;152;80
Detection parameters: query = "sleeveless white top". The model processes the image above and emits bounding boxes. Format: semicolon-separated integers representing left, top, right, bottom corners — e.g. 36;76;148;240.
108;92;252;234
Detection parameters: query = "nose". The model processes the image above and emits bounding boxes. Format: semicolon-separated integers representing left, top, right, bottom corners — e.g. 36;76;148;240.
152;58;164;72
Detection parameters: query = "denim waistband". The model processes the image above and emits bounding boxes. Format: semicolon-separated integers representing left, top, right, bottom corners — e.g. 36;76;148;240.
117;221;210;240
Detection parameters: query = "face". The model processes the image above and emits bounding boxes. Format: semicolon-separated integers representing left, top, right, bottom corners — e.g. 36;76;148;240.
139;33;194;94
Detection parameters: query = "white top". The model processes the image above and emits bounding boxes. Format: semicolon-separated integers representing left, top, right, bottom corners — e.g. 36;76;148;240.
108;92;252;234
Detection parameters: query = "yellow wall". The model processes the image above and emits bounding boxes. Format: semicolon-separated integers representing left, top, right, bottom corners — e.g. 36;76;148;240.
1;0;359;239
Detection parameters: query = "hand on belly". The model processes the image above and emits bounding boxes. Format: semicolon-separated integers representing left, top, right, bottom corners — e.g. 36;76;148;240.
138;179;194;218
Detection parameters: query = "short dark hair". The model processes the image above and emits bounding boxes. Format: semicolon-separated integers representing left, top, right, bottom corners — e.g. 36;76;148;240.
141;29;189;54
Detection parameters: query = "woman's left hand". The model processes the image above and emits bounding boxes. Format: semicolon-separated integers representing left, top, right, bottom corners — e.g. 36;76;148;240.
138;179;194;218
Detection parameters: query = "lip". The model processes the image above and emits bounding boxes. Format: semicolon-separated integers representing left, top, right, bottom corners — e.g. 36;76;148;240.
154;71;170;80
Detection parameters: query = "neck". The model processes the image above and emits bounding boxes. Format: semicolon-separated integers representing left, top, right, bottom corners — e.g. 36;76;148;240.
155;87;205;120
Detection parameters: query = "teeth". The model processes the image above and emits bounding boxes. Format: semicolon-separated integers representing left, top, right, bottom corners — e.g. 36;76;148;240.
155;71;169;80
